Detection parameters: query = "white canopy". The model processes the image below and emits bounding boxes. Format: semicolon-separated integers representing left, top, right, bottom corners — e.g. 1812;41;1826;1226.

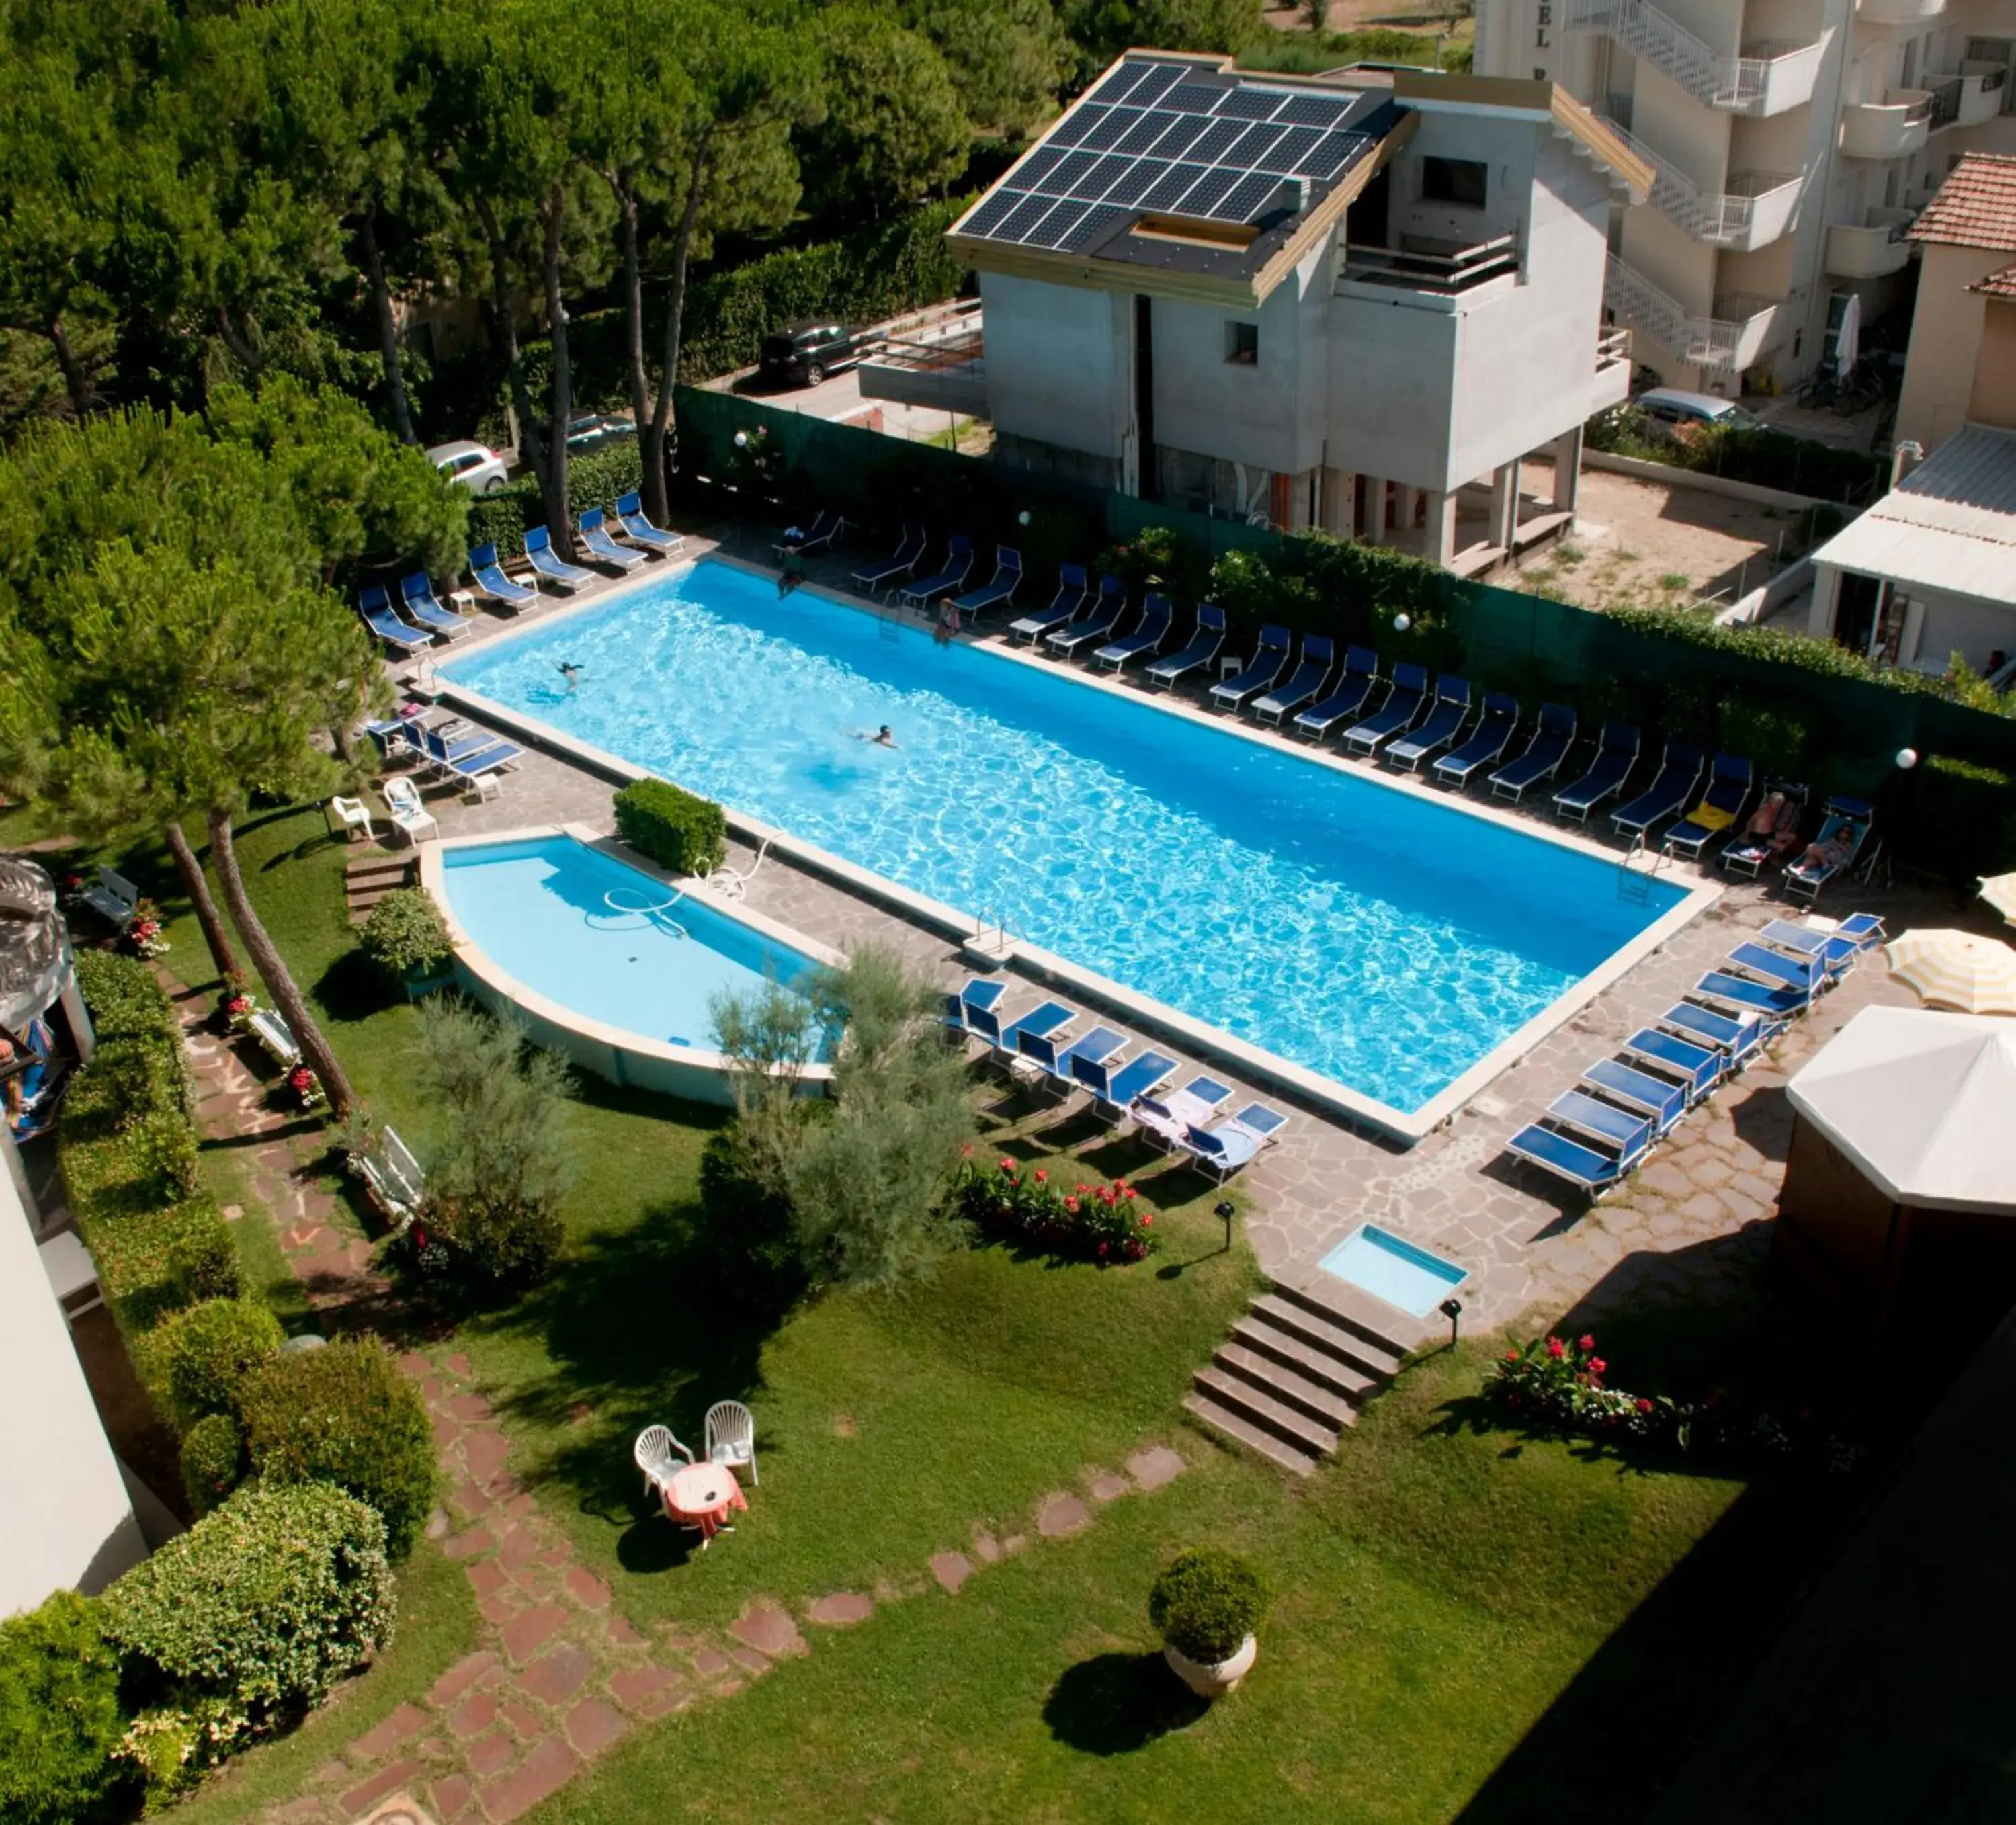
1787;1006;2016;1214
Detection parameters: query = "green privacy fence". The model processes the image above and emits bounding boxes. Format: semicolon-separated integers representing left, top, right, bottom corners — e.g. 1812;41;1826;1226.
672;387;2016;876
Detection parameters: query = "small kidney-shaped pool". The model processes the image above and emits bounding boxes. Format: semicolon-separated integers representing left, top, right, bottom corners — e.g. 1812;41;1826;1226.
421;826;840;1104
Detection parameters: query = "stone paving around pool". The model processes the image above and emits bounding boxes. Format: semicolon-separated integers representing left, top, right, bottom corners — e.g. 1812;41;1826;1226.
378;528;1947;1337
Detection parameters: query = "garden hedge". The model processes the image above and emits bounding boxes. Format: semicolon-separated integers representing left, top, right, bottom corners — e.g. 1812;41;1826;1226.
0;1591;131;1825
240;1338;437;1560
140;1296;284;1431
466;439;646;560
360;886;454;980
614;777;728;876
1586;406;1886;505
179;1412;247;1516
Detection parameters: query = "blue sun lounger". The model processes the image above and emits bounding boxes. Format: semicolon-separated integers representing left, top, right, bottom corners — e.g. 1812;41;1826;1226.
1434;692;1518;788
1553;721;1639;824
1613;739;1704;840
1342;661;1428;757
1546;1089;1659;1161
1144;602;1226;687
1385;675;1471;772
616;493;685;556
421;726;521;787
944;977;1008;1042
1208;624;1292;713
1132;1074;1235;1150
1506;1104;1651;1198
899;535;974;611
1687;980;1798;1048
360;590;433;653
524;526;594;591
1720;779;1807;878
1070;1045;1178;1124
1661;1000;1772;1069
1621;1026;1725;1103
1759;913;1883;981
851;522;925;595
1726;941;1821;1006
468;543;540;611
579;508;647;570
993;999;1077;1065
1783;796;1874;904
1663;753;1753;861
1581;1058;1689;1138
1177;1102;1287;1182
1009;564;1091;642
1096;593;1171;670
775;507;843;557
1292;646;1379;739
1014;1025;1124;1100
398;575;470;637
955;546;1021;617
1489;702;1576;802
1046;586;1126;659
1253;636;1334;725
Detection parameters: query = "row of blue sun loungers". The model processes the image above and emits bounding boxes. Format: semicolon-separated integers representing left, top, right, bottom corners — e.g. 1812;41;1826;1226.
1505;910;1885;1197
941;978;1288;1182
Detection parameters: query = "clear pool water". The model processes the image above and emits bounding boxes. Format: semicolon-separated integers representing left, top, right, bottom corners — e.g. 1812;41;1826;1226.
1317;1225;1468;1317
442;561;1684;1112
439;835;823;1050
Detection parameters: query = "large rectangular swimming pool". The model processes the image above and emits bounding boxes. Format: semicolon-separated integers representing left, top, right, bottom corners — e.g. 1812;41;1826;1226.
440;560;1689;1118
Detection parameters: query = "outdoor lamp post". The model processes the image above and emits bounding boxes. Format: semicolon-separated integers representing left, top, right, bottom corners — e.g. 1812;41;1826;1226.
1215;1200;1235;1251
1018;509;1031;526
1392;612;1411;634
1896;747;1919;771
1439;1297;1462;1348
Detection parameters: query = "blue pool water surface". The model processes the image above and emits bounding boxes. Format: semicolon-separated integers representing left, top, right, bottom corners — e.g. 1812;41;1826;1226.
1317;1225;1469;1317
442;561;1683;1112
439;835;823;1050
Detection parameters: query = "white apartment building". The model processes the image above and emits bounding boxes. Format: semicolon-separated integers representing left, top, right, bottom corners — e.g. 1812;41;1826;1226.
947;56;1652;570
1475;0;2016;392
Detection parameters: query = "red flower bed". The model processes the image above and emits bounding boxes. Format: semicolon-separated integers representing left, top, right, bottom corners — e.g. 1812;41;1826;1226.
952;1157;1158;1265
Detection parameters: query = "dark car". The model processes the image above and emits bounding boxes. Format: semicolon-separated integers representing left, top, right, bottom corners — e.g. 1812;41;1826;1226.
759;321;858;388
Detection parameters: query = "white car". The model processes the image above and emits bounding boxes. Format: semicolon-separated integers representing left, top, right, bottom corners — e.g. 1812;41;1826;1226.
426;440;511;494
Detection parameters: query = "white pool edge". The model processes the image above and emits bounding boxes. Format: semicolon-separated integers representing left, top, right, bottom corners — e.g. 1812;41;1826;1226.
428;560;1723;1146
419;822;842;1096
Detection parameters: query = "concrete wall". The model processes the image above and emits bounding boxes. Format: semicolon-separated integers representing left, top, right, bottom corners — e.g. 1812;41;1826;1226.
0;1169;146;1616
1968;300;2016;429
978;274;1132;463
1896;241;2003;452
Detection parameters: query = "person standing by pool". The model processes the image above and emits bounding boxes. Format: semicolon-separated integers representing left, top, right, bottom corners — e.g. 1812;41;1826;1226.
778;535;805;599
934;597;961;644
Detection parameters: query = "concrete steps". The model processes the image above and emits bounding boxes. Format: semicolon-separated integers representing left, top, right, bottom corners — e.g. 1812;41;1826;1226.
1187;1273;1420;1475
345;853;413;925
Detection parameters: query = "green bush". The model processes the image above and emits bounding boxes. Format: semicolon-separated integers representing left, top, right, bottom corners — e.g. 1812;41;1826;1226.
1149;1548;1271;1665
614;777;728;876
0;1591;132;1825
1916;753;2016;879
360;887;453;980
1583;408;1886;505
241;1338;437;1559
464;439;649;560
103;1481;394;1724
73;948;175;1041
696;1126;809;1314
1720;699;1811;779
179;1412;247;1515
142;1296;284;1430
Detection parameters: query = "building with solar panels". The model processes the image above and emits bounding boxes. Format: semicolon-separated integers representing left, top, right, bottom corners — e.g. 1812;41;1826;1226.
945;55;1654;572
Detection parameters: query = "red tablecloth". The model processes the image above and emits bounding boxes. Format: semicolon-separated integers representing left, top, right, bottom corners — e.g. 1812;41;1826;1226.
661;1462;747;1540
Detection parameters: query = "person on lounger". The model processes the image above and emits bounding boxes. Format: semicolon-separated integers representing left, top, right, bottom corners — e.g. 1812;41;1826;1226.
1799;828;1854;872
1745;791;1785;838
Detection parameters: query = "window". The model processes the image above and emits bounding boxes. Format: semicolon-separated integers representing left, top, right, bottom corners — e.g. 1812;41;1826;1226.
1226;321;1259;366
1421;156;1488;208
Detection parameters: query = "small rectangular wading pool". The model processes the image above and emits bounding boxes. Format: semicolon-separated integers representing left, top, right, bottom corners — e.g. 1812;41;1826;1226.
421;826;839;1105
1317;1225;1469;1317
438;558;1716;1138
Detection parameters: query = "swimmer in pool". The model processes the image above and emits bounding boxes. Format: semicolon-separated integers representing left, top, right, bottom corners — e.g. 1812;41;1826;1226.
852;724;898;748
556;661;585;693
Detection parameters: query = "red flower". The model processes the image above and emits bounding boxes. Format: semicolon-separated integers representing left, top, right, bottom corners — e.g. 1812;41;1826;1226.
1033;1169;1047;1183
1546;1337;1565;1359
1097;1242;1109;1257
961;1144;974;1157
1578;1334;1595;1351
1139;1214;1152;1227
1636;1398;1654;1414
998;1157;1016;1174
1588;1357;1607;1376
1064;1195;1079;1213
1505;1349;1520;1362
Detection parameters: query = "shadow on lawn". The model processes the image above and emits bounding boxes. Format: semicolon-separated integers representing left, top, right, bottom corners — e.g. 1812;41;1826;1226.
1043;1652;1208;1754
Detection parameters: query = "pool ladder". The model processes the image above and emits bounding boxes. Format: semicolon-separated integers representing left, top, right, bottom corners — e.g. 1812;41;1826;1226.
965;904;1019;965
1617;835;1668;903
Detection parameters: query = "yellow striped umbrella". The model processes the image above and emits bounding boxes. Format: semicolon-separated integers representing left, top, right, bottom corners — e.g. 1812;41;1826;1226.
1980;873;2016;925
1886;929;2016;1016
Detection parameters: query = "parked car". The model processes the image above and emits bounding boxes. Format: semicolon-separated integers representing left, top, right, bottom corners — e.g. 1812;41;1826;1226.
537;413;636;455
1632;388;1764;436
425;440;510;494
759;321;859;389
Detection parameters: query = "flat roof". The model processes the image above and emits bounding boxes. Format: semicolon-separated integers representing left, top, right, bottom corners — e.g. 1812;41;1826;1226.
1810;424;2016;608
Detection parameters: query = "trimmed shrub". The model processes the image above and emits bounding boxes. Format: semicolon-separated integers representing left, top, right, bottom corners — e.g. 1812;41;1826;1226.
613;777;728;876
0;1591;132;1825
464;440;648;560
179;1412;247;1515
241;1339;437;1559
104;1481;394;1725
1149;1549;1271;1666
142;1297;284;1430
360;887;453;980
696;1126;808;1314
72;947;175;1040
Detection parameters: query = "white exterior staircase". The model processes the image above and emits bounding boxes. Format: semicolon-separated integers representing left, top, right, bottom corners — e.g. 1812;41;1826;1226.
1568;0;1824;115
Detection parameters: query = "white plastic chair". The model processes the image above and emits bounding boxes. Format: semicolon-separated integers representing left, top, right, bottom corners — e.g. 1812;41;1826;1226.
381;775;439;847
329;794;376;843
704;1400;758;1486
633;1425;694;1503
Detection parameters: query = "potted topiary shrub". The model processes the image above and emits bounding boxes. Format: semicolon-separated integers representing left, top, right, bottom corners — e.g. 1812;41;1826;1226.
359;888;454;998
1149;1547;1270;1698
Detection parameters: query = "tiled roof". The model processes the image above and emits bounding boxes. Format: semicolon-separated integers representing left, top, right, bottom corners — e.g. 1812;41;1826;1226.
1910;153;2016;253
1970;261;2016;300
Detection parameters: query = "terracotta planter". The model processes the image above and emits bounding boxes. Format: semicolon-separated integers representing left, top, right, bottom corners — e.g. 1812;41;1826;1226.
1163;1633;1257;1698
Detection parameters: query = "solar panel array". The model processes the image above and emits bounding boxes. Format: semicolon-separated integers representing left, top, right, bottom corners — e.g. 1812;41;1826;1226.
958;59;1378;256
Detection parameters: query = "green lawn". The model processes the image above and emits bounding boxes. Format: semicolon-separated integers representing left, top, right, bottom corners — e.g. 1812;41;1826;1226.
20;800;1857;1821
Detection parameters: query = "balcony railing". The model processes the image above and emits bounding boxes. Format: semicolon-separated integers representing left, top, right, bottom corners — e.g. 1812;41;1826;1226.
1598;117;1803;249
1927;66;2009;129
1603;255;1783;371
1339;232;1521;295
1824;207;1917;278
1568;0;1822;114
1839;89;1935;159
